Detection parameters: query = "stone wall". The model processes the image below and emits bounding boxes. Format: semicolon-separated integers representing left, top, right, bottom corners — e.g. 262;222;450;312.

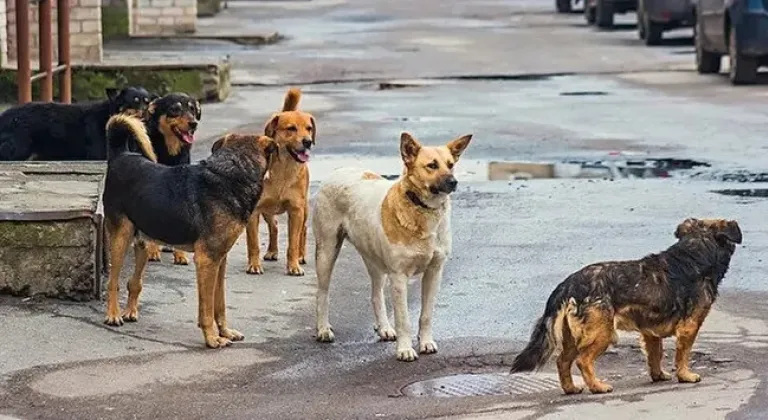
131;0;196;36
5;0;103;64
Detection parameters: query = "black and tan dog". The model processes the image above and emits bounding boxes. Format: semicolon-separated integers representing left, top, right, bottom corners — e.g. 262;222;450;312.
102;114;276;348
0;86;154;161
510;218;742;395
245;88;315;276
137;93;202;266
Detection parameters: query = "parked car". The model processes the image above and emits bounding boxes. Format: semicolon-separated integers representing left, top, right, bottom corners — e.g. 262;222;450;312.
694;0;768;84
557;0;584;13
584;0;638;28
636;0;696;45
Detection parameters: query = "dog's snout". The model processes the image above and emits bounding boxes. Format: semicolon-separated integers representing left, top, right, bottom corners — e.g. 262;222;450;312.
302;137;313;149
441;175;458;193
189;121;198;131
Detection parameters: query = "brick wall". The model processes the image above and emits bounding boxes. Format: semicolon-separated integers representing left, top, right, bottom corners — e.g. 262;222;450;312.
131;0;196;36
5;0;103;64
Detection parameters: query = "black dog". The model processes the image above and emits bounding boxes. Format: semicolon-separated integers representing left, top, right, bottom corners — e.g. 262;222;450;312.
102;114;276;348
0;86;155;161
138;92;202;265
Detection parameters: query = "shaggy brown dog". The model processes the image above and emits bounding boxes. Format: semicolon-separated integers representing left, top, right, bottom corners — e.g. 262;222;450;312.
510;218;742;394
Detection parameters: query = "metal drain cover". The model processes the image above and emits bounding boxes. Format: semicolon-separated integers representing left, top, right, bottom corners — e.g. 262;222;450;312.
401;373;561;398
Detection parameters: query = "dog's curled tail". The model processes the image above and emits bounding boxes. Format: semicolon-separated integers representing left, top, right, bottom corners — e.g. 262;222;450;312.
510;284;573;373
106;114;157;163
282;87;302;111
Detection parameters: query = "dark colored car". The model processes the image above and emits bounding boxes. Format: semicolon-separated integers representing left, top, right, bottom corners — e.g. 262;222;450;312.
556;0;584;13
584;0;638;28
694;0;768;84
637;0;696;45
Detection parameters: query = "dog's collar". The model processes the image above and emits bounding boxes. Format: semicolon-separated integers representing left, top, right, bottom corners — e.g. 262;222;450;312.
406;190;435;211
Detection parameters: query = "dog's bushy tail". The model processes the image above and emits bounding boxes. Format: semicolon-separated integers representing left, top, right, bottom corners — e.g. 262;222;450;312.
282;88;302;111
106;114;157;163
510;283;572;373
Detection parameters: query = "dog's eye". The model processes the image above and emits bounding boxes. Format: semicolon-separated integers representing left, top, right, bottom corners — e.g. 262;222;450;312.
426;161;439;170
306;126;313;132
144;98;150;103
287;126;298;132
134;97;140;103
447;162;454;169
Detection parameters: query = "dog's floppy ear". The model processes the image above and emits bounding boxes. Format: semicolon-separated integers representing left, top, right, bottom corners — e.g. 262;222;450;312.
194;100;202;120
446;134;473;161
674;218;699;239
400;132;422;168
212;134;229;154
717;220;743;244
310;116;317;144
106;88;119;102
264;114;280;138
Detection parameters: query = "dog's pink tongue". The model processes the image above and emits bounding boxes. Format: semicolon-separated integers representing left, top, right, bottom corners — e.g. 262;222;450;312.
296;150;310;162
182;133;194;144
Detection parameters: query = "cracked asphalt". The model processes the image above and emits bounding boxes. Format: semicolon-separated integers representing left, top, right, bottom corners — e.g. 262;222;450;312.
3;0;768;419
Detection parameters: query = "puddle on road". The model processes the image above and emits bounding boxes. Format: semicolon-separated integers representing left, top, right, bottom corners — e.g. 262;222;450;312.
711;189;768;198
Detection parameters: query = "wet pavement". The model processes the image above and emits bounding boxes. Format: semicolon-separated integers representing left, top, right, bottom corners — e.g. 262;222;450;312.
4;0;768;418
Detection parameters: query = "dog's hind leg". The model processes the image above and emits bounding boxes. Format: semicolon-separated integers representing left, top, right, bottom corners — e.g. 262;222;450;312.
286;205;306;276
104;216;134;326
417;261;445;355
263;213;279;261
365;261;395;341
556;318;584;394
314;221;344;343
391;273;418;362
298;201;309;265
574;306;615;393
146;241;162;262
215;255;244;342
172;250;190;265
121;240;150;323
641;333;671;382
245;211;264;274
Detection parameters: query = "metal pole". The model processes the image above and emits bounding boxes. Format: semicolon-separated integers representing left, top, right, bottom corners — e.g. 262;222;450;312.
39;0;53;102
57;0;71;104
16;0;32;104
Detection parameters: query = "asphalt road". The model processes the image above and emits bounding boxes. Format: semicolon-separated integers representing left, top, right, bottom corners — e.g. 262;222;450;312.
3;0;768;419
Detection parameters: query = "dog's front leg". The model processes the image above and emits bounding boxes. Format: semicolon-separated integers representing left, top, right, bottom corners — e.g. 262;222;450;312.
146;241;162;262
194;250;229;349
390;274;417;361
245;211;264;274
418;260;445;355
215;255;244;342
286;205;305;276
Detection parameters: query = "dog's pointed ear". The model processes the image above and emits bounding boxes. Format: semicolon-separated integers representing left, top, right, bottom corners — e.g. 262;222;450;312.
212;134;229;154
194;100;202;120
310;116;317;144
149;93;159;101
400;132;421;168
446;134;473;161
105;88;119;102
674;218;699;239
717;220;743;244
264;114;280;138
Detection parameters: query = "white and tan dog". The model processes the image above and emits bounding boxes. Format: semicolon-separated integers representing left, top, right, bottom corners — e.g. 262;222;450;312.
312;131;473;361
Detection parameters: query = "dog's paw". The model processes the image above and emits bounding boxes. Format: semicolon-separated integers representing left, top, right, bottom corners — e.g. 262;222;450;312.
205;335;232;349
147;250;162;262
246;263;264;275
317;327;335;343
173;253;190;265
104;312;124;327
651;371;672;382
396;347;419;362
419;340;438;354
375;326;397;341
677;371;701;383
219;328;245;342
587;381;613;394
562;385;584;395
287;265;305;276
121;307;139;323
263;251;279;261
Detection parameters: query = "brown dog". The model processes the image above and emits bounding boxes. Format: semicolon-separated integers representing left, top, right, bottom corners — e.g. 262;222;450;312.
510;218;742;394
102;113;275;348
245;87;315;276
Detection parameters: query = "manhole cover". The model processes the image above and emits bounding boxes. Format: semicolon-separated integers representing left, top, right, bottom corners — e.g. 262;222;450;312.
401;373;561;398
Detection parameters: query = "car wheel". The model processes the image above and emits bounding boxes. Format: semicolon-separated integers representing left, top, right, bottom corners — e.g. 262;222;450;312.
585;4;596;24
557;0;572;13
644;15;664;45
596;0;614;28
729;29;758;85
695;17;721;74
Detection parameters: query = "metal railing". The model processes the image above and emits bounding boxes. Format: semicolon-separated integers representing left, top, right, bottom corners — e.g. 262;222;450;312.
15;0;71;104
